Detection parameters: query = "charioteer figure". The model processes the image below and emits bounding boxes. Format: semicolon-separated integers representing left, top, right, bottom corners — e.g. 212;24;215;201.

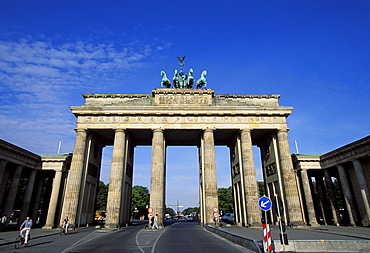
160;56;207;89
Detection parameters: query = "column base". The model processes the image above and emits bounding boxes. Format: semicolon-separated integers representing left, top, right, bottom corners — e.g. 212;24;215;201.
42;224;54;229
309;222;320;227
104;223;120;229
290;221;307;227
247;222;261;228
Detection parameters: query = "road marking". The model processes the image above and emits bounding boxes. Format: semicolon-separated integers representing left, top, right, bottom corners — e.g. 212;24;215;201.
61;231;98;253
151;228;166;253
135;229;145;253
61;229;116;253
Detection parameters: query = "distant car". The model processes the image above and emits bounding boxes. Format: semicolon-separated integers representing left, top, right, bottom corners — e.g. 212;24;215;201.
186;216;194;222
220;213;235;223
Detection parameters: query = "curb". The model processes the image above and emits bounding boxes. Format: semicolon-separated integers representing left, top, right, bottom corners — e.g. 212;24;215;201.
205;225;263;252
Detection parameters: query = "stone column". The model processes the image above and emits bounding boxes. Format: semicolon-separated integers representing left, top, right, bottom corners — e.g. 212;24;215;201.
105;129;126;228
0;160;8;205
3;165;23;219
276;129;304;225
352;159;370;226
19;169;37;222
61;129;87;226
203;129;218;224
31;176;44;222
300;170;319;226
323;169;340;226
240;129;260;226
232;183;241;225
337;164;357;226
43;169;63;229
316;176;328;225
150;129;166;227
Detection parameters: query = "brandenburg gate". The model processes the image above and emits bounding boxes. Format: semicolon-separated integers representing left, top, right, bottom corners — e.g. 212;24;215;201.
61;86;304;228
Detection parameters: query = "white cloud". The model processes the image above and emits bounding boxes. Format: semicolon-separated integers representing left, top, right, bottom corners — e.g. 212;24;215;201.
0;36;159;154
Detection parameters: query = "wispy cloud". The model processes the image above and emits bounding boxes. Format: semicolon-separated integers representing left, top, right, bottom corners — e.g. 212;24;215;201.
0;36;158;153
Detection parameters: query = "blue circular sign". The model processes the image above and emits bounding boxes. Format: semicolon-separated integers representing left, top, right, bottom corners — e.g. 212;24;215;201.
258;196;272;211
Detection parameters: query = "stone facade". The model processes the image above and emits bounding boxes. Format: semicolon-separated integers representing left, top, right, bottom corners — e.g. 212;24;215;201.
2;89;368;230
293;135;370;227
62;88;304;227
0;139;71;228
0;89;370;228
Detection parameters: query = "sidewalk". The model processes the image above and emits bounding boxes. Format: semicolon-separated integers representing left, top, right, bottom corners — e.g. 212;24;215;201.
222;223;370;241
206;223;370;252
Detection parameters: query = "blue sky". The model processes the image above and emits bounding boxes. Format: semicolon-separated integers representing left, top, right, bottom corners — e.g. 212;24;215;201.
0;1;369;210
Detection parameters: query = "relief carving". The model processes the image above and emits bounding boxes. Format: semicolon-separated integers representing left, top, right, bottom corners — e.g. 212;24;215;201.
156;95;210;105
265;162;277;177
84;116;93;123
110;116;119;123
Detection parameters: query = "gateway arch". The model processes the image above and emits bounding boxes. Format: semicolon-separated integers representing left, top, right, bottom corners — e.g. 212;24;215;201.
61;88;304;228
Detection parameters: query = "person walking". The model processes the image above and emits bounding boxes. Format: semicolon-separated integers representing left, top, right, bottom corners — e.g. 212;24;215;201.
20;217;33;246
1;214;7;231
152;214;159;229
62;216;69;234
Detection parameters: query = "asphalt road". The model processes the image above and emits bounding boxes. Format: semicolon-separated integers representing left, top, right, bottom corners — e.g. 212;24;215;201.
0;226;109;253
0;222;253;253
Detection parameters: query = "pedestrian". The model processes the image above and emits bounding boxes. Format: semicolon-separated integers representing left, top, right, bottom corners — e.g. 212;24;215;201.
1;214;7;230
63;216;69;234
152;214;159;229
20;216;33;246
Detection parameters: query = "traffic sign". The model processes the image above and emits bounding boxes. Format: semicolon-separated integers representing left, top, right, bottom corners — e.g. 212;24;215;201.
258;196;272;211
148;207;153;213
148;213;153;219
213;207;218;212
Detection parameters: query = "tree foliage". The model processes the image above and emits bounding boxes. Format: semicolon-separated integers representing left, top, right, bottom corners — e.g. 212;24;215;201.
131;185;150;218
258;181;265;197
165;207;176;216
218;187;233;214
182;207;200;215
95;181;108;211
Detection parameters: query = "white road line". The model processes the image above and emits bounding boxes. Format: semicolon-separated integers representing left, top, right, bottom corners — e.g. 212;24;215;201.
61;231;97;253
135;228;145;253
151;228;166;253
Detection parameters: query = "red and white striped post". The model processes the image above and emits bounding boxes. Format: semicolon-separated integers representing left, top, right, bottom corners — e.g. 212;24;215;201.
262;212;273;252
259;196;273;252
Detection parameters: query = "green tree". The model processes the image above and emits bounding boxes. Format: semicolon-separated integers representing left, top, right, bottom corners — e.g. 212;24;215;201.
95;181;108;211
218;187;233;214
131;185;150;218
258;181;265;197
165;207;176;216
182;207;200;215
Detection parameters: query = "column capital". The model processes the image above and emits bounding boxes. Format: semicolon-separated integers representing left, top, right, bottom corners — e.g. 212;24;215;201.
153;128;164;133
351;158;361;164
240;128;251;133
278;128;290;133
204;128;214;133
74;128;87;133
336;164;345;169
114;128;125;132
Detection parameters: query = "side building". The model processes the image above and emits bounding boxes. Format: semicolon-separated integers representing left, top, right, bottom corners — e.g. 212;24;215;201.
293;135;370;227
0;139;71;229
